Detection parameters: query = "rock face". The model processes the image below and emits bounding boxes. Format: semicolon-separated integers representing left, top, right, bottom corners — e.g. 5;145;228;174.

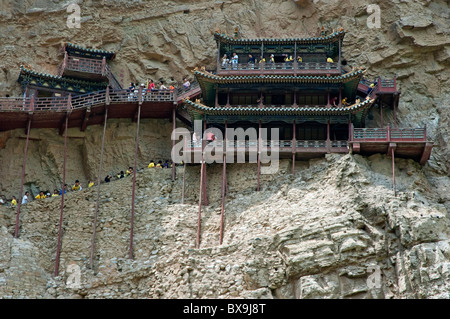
0;154;448;299
0;0;449;299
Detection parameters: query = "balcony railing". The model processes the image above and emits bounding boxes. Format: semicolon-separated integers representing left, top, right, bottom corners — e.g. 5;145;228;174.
352;127;426;142
218;61;339;74
186;139;347;150
0;89;176;113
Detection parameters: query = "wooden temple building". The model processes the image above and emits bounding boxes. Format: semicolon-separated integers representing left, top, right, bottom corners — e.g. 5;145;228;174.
181;30;433;246
0;30;434;258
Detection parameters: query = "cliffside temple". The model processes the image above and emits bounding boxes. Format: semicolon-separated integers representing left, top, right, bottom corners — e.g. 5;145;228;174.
0;31;435;275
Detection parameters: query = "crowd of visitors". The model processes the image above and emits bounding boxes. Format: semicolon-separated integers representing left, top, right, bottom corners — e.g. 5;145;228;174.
126;77;192;101
0;159;183;208
220;52;335;68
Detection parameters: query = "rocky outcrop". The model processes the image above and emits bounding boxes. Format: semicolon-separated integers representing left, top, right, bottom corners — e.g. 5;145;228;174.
0;0;449;299
0;154;448;299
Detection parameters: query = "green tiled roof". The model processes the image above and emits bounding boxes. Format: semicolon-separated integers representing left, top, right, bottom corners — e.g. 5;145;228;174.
184;97;375;117
194;69;365;84
64;42;116;60
214;30;345;45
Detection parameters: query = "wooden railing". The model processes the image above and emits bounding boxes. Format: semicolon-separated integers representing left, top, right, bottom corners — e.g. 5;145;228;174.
187;139;346;149
0;89;176;113
218;61;339;73
352;126;426;142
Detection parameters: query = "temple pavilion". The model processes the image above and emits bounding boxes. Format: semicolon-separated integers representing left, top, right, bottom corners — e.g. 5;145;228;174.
184;30;377;162
17;42;121;98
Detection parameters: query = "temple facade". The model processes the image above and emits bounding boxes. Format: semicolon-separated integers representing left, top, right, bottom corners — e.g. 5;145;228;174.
181;30;431;166
17;43;121;98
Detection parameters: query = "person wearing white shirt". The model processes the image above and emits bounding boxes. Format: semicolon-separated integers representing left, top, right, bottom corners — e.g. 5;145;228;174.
22;191;30;204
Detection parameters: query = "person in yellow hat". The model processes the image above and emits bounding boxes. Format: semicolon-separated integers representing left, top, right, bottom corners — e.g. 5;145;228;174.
11;196;17;206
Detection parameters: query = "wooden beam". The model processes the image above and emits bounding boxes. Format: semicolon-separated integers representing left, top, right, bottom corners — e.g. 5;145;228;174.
419;142;433;166
196;159;204;249
59;114;68;136
80;107;91;132
387;142;397;157
391;147;396;197
219;154;226;245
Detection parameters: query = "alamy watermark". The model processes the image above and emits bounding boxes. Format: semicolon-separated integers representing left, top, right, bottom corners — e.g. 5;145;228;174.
66;263;81;289
66;3;81;29
171;120;280;174
367;264;382;289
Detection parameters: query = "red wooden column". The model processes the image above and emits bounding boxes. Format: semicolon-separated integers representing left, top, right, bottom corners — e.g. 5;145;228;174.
181;137;187;204
129;88;142;260
326;119;331;153
392;147;396;197
14;109;32;238
219;153;226;245
54;111;69;277
257;120;261;191
172;106;176;181
89;107;108;269
196;158;205;248
202;120;208;206
292;120;296;175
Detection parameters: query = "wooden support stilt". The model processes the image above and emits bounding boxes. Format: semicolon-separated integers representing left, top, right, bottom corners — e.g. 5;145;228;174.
14;117;32;238
89;108;108;270
326;120;331;153
181;161;186;204
203;160;208;206
219;154;226;245
391;147;396;197
129;101;141;260
292;120;296;175
196;159;204;249
54;114;69;277
172;107;176;182
257;120;261;191
203;120;208;206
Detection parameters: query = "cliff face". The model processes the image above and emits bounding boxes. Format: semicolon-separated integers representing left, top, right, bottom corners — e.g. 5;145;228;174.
0;0;449;299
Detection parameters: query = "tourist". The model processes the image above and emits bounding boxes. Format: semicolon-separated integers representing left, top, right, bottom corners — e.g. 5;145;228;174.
128;82;135;101
159;81;167;90
221;54;229;68
156;160;163;168
126;167;133;176
330;96;338;107
11;196;17;206
72;180;82;191
60;184;67;195
117;171;125;179
104;175;112;183
248;54;255;67
367;82;375;96
148;160;155;168
231;52;238;68
148;79;155;90
327;57;334;63
270;54;275;64
35;191;46;200
259;56;266;64
21;191;30;204
183;78;191;91
297;56;303;63
163;160;169;168
88;181;94;188
342;97;348;106
52;189;59;197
